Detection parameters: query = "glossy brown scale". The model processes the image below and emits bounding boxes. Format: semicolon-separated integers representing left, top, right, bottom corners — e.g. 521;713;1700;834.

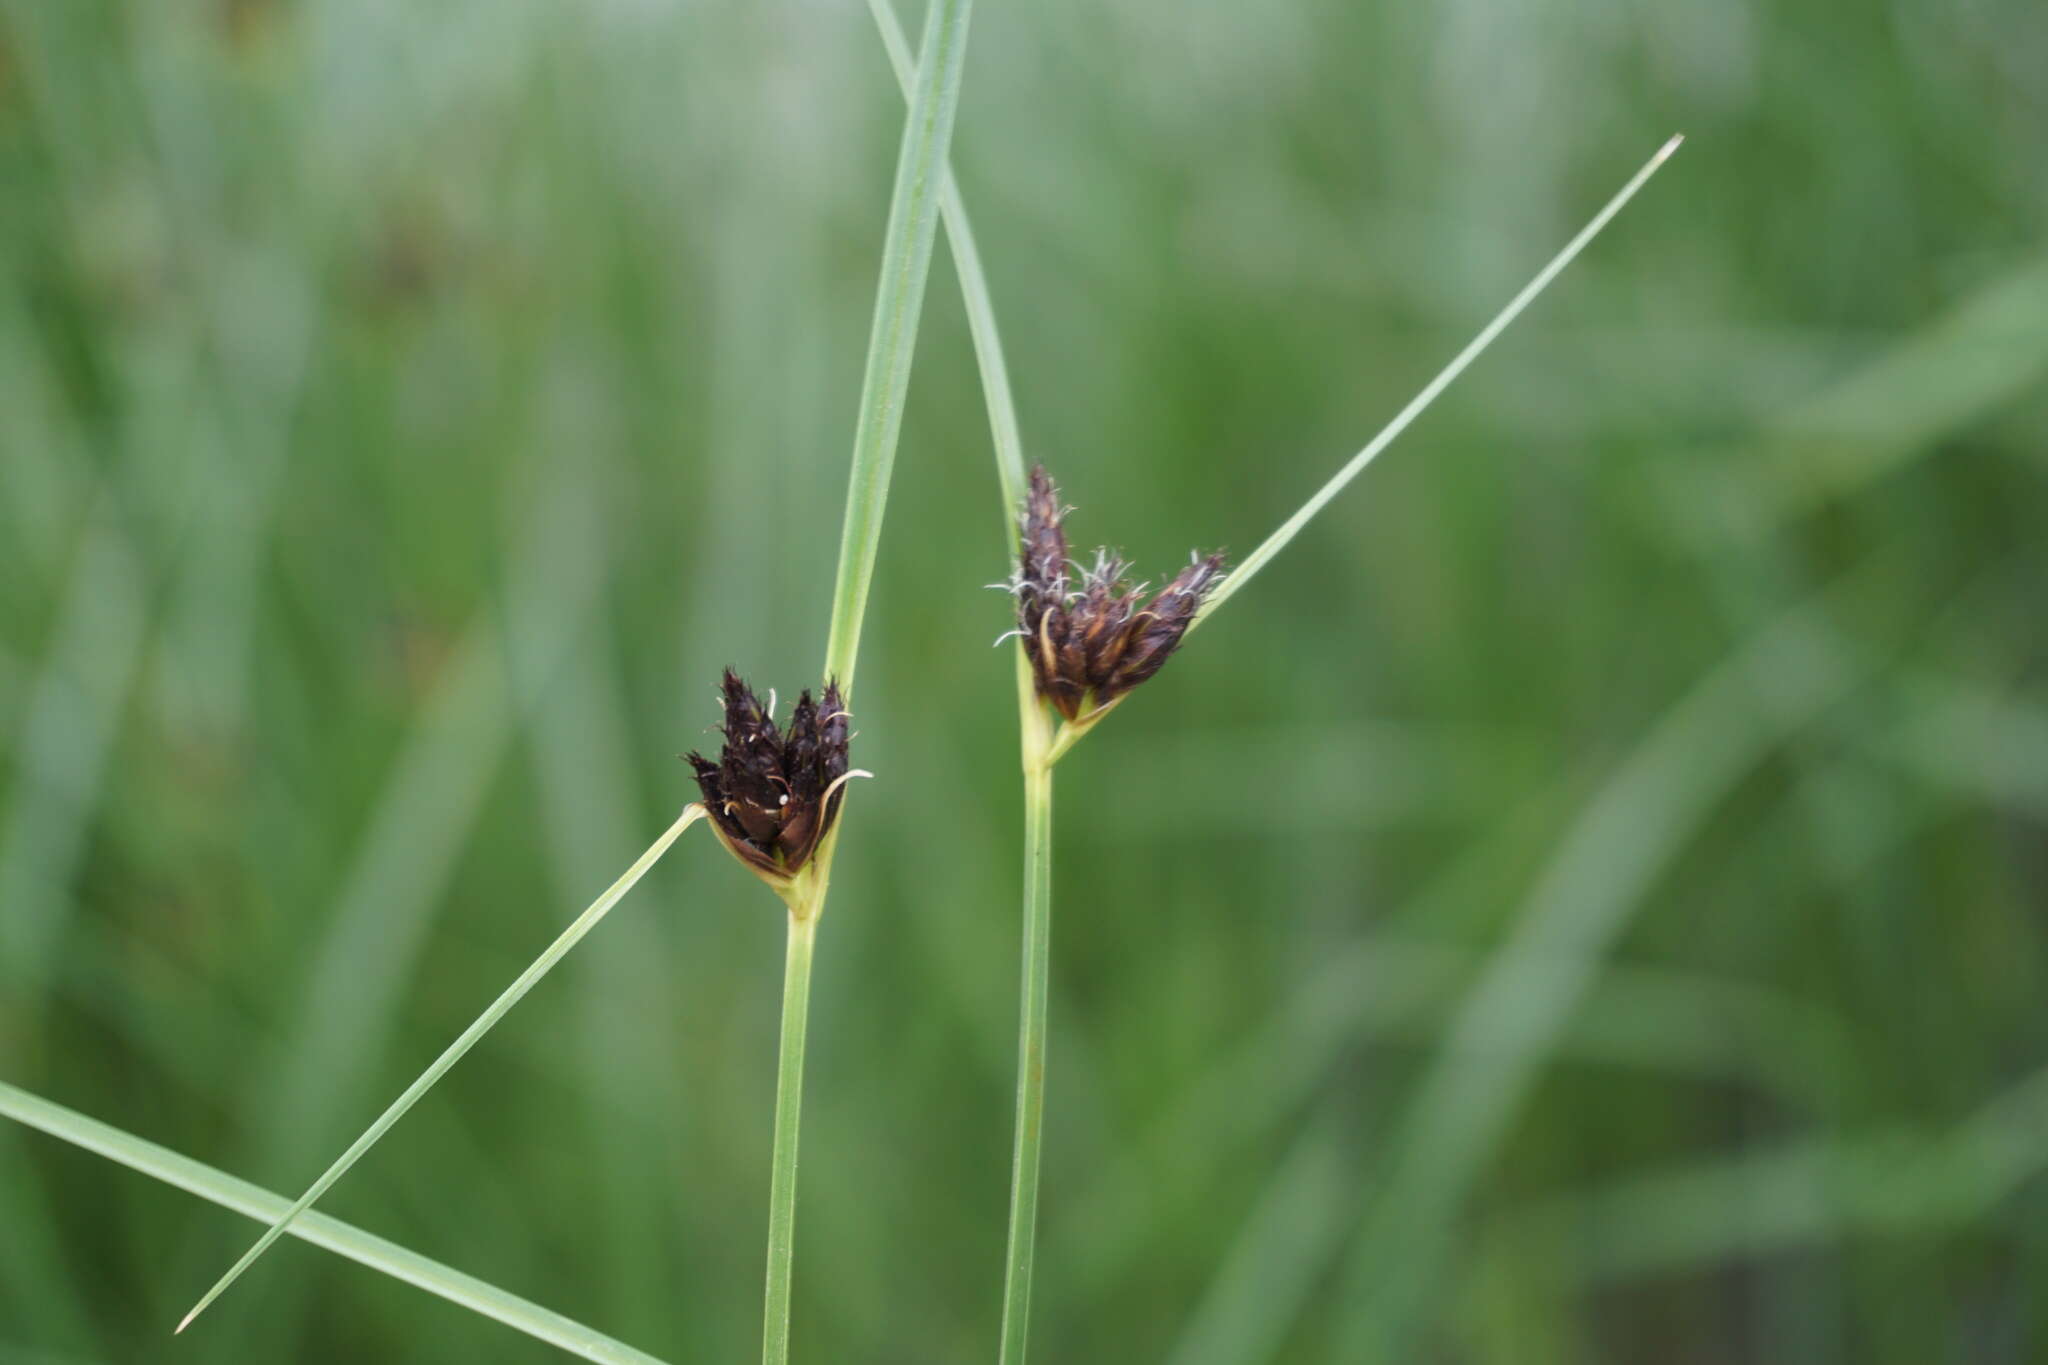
686;670;851;877
1007;465;1225;721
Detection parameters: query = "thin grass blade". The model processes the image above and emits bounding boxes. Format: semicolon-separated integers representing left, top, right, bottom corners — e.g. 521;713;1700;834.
864;0;1028;534
0;1081;668;1364
1192;135;1683;629
821;0;978;695
176;805;705;1334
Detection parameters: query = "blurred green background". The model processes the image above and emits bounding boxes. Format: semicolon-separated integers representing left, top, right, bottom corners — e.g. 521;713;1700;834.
4;0;2047;1360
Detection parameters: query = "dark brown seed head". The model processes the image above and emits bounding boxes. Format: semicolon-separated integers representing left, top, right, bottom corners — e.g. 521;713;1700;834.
1007;466;1225;720
686;670;853;878
1017;467;1069;642
1106;552;1227;696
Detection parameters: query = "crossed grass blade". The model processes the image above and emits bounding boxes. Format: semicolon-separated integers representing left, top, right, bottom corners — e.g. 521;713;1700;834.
174;806;706;1333
0;1080;668;1364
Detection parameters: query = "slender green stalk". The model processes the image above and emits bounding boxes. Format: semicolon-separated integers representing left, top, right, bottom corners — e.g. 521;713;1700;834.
176;805;705;1334
862;6;1061;1352
761;909;819;1365
0;1086;667;1363
1191;134;1683;630
759;0;974;1356
999;697;1056;1364
864;4;1075;1352
823;0;979;693
863;0;1027;525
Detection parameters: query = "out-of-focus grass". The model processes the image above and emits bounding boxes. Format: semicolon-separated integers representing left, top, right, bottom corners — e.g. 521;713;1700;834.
2;1;2045;1362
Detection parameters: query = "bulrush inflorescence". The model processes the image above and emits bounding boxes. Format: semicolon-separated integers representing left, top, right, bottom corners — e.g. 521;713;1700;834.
687;670;861;882
1006;465;1226;721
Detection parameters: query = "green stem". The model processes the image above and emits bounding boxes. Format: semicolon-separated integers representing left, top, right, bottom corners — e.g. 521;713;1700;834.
762;908;819;1365
822;0;978;694
763;0;973;1354
999;693;1056;1364
862;0;1027;526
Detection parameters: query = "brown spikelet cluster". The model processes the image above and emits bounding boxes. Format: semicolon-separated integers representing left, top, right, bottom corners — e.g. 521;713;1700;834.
686;671;853;878
1008;466;1226;720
